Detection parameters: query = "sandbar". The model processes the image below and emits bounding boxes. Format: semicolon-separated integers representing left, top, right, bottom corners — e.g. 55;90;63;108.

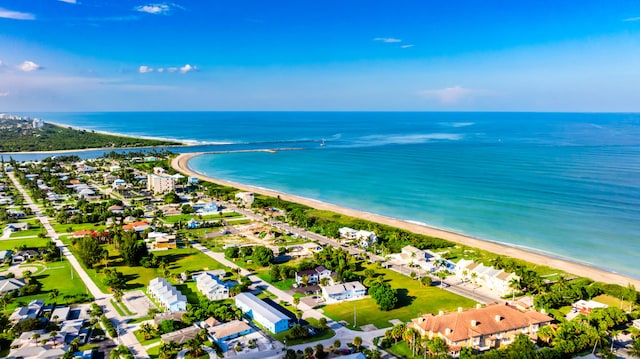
172;152;640;288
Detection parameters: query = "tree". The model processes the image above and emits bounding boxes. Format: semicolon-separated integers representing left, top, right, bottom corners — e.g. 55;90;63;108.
353;336;363;352
139;323;157;340
333;339;341;349
627;283;638;312
315;343;325;358
120;233;148;266
318;317;328;330
629;337;640;358
164;191;180;204
369;281;398;311
304;346;314;358
48;289;60;305
252;246;274;266
225;246;239;259
76;236;105;267
420;276;432;287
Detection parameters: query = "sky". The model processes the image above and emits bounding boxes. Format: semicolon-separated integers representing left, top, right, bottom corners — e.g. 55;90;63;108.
1;0;640;112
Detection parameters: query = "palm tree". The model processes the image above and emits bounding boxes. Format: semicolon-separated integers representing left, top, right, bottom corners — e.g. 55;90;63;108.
352;336;363;352
0;293;13;314
159;341;179;359
186;337;204;357
139;323;156;340
49;289;60;306
628;337;640;358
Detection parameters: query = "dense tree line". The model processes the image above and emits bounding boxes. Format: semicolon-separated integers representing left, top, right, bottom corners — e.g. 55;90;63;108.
0;121;178;152
252;195;452;253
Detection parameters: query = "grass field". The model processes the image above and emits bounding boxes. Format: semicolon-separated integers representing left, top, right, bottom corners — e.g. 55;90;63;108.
2;259;89;313
0;238;52;251
51;221;106;234
593;294;633;311
321;264;477;329
9;223;44;238
66;245;227;292
161;212;241;224
255;271;296;291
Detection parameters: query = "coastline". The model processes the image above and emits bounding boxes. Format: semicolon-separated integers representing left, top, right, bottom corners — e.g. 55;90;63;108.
172;152;640;288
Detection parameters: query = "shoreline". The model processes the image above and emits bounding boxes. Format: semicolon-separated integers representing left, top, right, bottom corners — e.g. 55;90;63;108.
172;152;640;288
46;121;195;146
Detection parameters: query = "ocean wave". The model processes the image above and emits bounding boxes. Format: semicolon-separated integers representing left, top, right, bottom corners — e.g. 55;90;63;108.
351;133;463;146
439;122;475;128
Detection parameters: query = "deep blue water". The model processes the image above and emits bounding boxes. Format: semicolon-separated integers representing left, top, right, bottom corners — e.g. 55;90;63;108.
12;112;640;277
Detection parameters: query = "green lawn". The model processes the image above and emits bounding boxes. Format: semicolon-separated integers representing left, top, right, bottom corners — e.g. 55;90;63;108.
161;212;239;225
9;224;44;238
593;294;633;310
51;221;106;234
255;271;296;291
388;341;415;359
0;238;52;251
321;264;477;329
66;245;227;292
2;259;89;313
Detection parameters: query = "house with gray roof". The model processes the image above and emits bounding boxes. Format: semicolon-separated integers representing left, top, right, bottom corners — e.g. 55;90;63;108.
235;292;290;334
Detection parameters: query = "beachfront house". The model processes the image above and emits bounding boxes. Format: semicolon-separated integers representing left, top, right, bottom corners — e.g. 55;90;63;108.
456;259;519;296
572;300;608;315
338;227;378;247
409;303;553;356
321;281;367;303
235;192;254;207
234;293;290;334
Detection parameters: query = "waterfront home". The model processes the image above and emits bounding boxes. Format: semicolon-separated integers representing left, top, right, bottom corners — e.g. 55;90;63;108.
294;266;334;286
456;259;519;296
338;227;378;247
235;192;255;207
194;271;230;300
409;303;553;356
148;278;187;313
321;281;367;303
206;320;252;351
235;292;290;334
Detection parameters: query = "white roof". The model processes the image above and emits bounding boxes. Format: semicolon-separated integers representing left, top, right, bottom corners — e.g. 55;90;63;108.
235;292;289;324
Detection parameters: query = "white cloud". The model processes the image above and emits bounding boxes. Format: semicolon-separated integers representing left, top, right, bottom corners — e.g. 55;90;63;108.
167;67;178;73
373;37;402;43
0;91;9;97
179;64;196;74
19;61;42;72
0;7;35;20
419;86;475;104
135;3;171;15
157;68;165;73
58;0;78;4
138;65;154;73
401;44;414;49
623;16;640;22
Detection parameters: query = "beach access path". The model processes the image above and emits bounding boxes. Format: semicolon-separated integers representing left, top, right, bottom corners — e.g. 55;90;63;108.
7;172;150;359
173;152;640;288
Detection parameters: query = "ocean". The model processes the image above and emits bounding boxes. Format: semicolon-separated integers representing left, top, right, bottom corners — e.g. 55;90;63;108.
16;112;640;278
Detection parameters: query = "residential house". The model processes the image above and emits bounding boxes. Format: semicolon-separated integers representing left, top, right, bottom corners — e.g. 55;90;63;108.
107;204;125;214
456;259;520;296
148;278;187;312
112;179;127;190
5;222;29;233
234;192;254;206
7;209;26;219
160;326;201;345
186;218;200;229
408;303;553;356
572;300;608;315
321;281;367;303
0;278;25;295
0;250;12;263
13;250;40;264
234;292;290;334
294;266;334;285
194;271;230;301
9;299;44;323
122;221;150;232
205;320;252;351
146;232;177;250
338;227;378;247
195;202;219;215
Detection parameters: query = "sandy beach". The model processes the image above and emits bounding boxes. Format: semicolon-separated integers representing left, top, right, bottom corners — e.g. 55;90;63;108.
173;152;640;288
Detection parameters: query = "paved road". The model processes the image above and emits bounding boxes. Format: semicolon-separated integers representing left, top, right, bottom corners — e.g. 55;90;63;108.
7;172;149;359
192;242;388;350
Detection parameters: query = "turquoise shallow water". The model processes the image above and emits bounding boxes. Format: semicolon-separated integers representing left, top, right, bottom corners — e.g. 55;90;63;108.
20;112;640;277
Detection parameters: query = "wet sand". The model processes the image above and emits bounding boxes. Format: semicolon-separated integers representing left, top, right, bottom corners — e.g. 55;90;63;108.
173;152;640;288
